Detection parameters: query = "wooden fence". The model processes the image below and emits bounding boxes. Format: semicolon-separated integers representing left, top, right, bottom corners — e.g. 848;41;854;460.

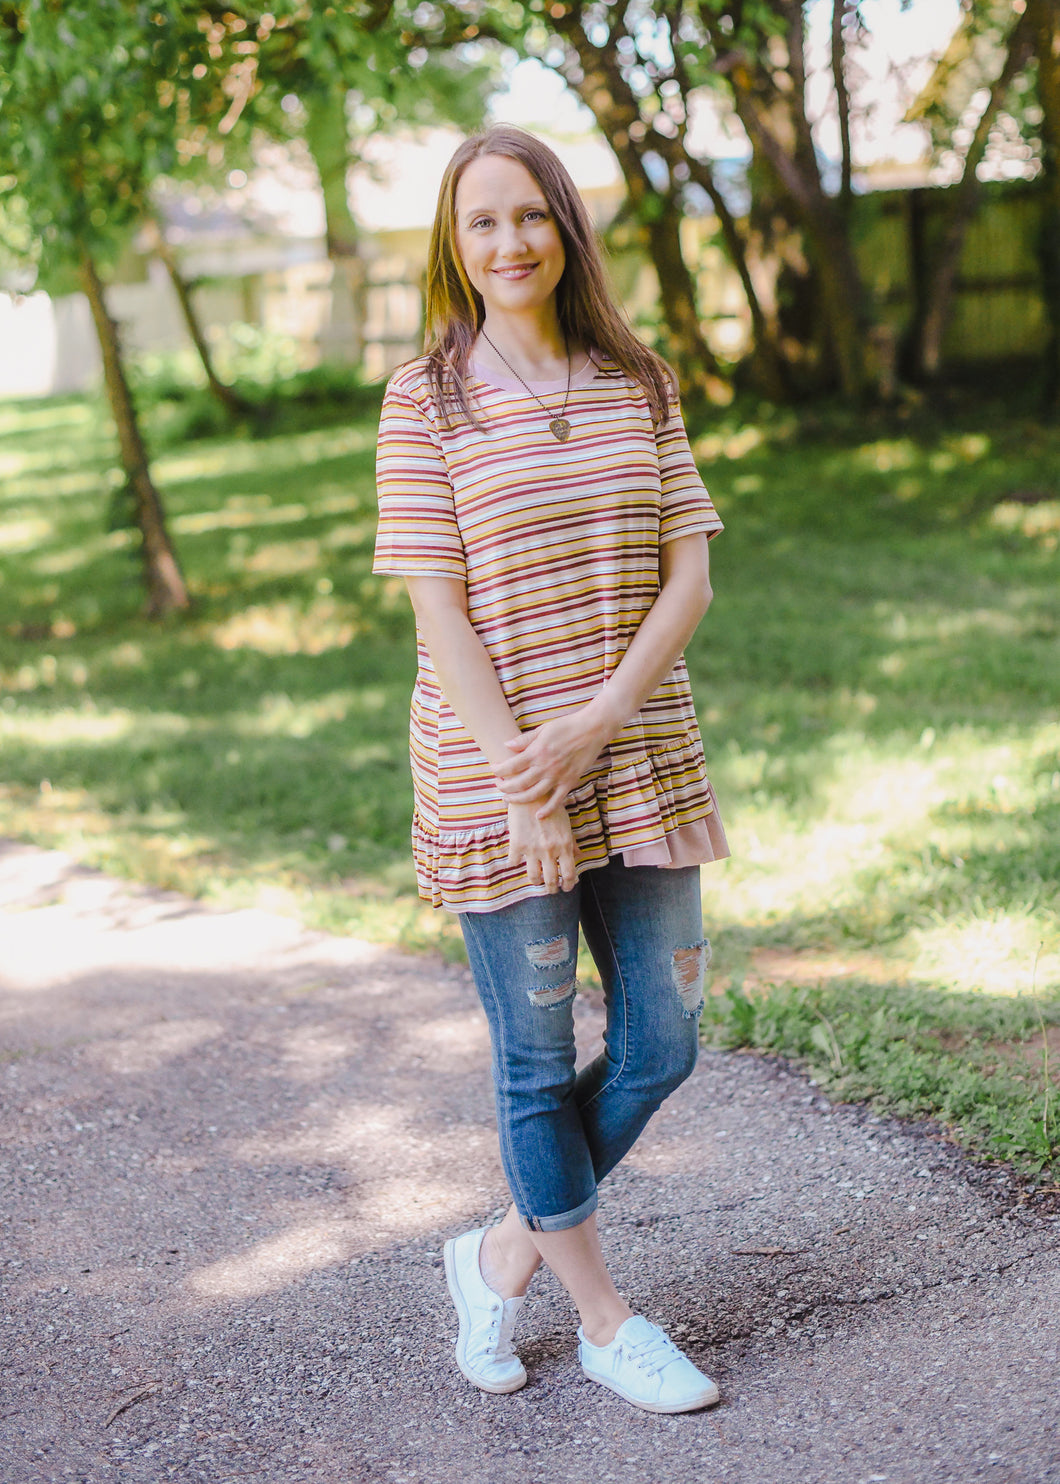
853;179;1047;365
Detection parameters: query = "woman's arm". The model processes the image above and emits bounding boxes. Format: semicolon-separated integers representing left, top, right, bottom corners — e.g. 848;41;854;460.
495;532;713;814
403;575;577;894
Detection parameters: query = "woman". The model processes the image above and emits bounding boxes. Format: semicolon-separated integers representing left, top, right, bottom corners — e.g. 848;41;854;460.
373;125;728;1414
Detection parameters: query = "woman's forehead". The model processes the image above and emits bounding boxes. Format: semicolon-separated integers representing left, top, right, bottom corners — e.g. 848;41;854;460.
454;154;546;213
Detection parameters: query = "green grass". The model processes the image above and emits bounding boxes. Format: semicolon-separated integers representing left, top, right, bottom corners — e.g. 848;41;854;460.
1;379;1058;1176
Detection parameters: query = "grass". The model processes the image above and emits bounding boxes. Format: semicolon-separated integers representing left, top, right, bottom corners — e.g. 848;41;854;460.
1;376;1058;1179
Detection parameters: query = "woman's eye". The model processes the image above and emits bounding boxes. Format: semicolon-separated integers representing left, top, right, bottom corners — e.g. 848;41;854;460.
470;217;492;230
525;209;546;222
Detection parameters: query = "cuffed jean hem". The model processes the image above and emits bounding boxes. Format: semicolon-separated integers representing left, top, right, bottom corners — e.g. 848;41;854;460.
519;1188;598;1234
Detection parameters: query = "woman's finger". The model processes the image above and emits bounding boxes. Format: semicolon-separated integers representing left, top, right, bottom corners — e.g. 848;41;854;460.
496;769;535;792
499;781;549;806
497;753;550;787
535;784;569;817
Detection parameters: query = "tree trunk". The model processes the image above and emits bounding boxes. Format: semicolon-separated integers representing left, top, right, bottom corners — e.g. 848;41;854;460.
652;4;789;396
728;56;874;400
1028;0;1060;414
642;193;729;401
303;88;365;368
910;11;1034;381
684;157;790;400
78;249;190;617
832;0;854;212
151;223;253;418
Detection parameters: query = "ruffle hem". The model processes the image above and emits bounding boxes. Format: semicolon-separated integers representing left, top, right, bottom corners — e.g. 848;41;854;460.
413;735;730;914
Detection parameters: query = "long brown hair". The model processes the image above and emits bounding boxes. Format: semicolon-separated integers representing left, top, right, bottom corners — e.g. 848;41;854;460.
423;125;675;428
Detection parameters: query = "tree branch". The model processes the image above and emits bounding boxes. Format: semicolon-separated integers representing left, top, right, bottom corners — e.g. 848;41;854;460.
832;0;853;209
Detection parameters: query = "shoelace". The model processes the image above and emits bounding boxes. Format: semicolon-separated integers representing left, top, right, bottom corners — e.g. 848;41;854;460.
494;1300;521;1362
621;1326;683;1379
474;1297;522;1363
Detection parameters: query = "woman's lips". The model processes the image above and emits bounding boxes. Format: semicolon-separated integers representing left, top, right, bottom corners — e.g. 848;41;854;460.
491;264;537;278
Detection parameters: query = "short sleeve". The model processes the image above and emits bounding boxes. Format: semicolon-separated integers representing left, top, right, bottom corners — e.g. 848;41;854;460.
655;395;724;545
372;377;467;581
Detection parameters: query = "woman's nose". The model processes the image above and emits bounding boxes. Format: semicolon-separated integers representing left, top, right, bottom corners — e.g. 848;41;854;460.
496;225;529;258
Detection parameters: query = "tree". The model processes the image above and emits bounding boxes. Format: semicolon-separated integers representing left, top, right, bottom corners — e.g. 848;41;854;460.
0;0;199;615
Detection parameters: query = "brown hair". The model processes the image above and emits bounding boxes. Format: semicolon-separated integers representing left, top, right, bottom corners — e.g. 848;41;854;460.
423;125;675;429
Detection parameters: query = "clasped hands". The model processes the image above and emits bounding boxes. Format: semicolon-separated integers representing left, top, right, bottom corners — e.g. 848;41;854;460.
498;709;609;895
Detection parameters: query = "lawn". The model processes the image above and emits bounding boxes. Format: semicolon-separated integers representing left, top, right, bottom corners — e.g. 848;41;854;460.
1;379;1058;1178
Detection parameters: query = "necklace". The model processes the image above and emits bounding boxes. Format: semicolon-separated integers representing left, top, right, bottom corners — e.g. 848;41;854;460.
479;330;573;442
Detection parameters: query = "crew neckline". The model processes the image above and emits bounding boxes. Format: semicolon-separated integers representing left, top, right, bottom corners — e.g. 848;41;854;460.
469;351;601;396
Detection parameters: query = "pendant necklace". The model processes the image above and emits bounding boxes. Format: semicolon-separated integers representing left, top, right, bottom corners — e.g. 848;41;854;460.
479;330;573;442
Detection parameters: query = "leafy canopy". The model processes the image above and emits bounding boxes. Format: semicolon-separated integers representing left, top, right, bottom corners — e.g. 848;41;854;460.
0;1;218;287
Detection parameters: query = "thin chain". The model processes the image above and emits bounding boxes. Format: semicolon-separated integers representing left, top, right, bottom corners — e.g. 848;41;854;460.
479;330;572;436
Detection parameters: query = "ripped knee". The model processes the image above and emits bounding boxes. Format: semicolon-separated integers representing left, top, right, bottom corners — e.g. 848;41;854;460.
524;934;576;1009
525;934;571;969
526;976;577;1009
671;939;711;1020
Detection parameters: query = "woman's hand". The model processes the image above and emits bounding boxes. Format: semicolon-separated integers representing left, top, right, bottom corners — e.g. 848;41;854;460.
495;707;613;817
506;801;577;894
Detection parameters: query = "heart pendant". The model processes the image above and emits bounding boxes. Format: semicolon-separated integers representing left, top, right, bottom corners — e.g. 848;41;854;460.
549;417;572;442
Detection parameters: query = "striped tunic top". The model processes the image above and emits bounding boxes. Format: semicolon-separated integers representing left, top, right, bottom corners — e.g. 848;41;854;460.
372;352;728;913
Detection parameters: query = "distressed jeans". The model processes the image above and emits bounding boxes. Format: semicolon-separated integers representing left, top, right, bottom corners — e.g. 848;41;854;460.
459;859;708;1233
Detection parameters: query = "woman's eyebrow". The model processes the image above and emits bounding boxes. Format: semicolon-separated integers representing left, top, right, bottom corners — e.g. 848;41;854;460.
461;199;549;221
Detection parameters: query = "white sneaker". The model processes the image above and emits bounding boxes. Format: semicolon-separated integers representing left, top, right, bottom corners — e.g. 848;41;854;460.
443;1227;527;1394
579;1315;720;1413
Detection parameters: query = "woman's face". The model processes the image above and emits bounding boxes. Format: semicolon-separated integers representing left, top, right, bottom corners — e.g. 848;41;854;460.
453;154;566;322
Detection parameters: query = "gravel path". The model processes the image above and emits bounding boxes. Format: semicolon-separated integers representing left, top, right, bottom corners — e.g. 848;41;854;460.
1;838;1058;1484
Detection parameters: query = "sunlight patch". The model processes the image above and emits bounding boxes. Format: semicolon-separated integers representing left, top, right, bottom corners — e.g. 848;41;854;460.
853;437;917;473
274;1024;361;1079
911;912;1060;997
991;499;1060;550
186;1222;357;1298
244;690;355;738
357;1177;465;1234
692;424;767;461
211;598;360;655
242;539;322;576
156;425;374;486
0;708;138;742
0;517;51;553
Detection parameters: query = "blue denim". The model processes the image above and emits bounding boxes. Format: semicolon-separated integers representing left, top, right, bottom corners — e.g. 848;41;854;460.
459;859;707;1233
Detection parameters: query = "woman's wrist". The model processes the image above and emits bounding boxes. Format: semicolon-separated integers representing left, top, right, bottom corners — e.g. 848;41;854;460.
507;796;549;820
584;680;629;745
